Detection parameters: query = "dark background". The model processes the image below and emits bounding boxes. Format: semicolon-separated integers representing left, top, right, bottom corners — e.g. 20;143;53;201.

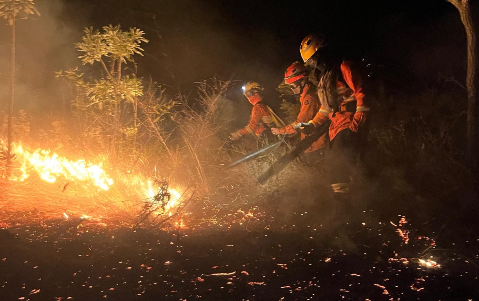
0;0;475;112
1;3;479;300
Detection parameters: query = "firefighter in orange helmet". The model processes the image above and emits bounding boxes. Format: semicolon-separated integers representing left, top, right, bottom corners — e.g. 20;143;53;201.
230;81;282;141
300;34;370;195
270;61;326;153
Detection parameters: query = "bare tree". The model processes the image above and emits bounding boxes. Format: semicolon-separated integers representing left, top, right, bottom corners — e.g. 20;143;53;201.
0;0;40;170
447;0;478;170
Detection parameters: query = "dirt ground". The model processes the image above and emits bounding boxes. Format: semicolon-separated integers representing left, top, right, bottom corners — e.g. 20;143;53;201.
1;191;478;301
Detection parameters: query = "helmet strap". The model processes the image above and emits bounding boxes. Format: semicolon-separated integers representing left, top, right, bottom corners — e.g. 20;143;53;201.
297;78;307;96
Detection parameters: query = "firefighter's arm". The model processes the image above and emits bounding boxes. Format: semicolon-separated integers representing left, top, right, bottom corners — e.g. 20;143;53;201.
310;105;330;127
271;124;295;135
296;94;319;124
274;94;318;135
341;61;370;132
299;105;329;135
273;95;320;135
238;105;263;135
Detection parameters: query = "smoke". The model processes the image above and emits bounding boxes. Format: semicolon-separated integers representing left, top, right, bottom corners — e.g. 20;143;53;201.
0;0;295;127
0;0;90;113
0;0;473;117
124;0;291;106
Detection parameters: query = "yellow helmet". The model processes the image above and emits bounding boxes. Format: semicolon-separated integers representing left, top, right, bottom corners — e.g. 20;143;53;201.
242;81;264;97
300;34;327;63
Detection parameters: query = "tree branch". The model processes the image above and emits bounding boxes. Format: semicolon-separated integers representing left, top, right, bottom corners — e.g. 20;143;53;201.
99;59;111;78
447;0;462;11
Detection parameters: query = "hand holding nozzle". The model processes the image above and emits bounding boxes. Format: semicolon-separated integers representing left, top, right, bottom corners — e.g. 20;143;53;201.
271;128;283;135
298;122;315;135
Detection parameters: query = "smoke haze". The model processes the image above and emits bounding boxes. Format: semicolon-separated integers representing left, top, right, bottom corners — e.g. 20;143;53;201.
0;0;475;117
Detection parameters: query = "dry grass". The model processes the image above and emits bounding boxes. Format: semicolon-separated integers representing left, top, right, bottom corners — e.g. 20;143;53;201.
2;77;476;230
0;77;317;228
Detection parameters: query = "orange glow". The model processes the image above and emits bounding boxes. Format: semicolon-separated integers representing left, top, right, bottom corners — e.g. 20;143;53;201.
418;258;440;269
175;218;189;229
2;140;183;221
9;143;113;191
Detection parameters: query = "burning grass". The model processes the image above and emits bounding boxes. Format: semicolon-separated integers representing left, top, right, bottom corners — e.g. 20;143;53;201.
0;77;283;230
0;141;189;227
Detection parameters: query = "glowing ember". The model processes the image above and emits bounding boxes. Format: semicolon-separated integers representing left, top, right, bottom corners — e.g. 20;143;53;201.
373;283;390;295
208;272;236;276
175;218;189;229
418;258;440;268
392;216;409;244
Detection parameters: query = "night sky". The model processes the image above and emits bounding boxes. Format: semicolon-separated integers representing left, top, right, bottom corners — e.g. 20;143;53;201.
0;0;474;112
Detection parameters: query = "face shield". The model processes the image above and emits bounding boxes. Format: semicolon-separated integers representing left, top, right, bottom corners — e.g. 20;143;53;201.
243;86;256;97
289;80;303;96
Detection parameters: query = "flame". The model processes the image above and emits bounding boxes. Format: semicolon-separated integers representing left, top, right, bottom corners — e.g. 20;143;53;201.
10;143;113;191
3;141;183;218
175;218;189;229
142;179;181;211
115;175;182;214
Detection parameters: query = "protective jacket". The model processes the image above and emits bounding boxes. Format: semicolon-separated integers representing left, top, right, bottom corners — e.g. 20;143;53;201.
238;95;275;136
310;61;369;140
276;84;326;152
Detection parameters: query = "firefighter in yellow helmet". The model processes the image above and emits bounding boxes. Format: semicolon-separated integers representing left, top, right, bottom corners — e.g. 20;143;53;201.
270;61;326;153
299;34;370;196
230;81;283;141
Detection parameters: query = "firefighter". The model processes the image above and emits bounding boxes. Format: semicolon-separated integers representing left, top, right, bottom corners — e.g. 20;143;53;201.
230;81;283;141
270;61;326;153
299;34;370;195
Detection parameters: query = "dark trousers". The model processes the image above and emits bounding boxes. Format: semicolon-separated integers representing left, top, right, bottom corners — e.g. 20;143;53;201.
328;129;360;185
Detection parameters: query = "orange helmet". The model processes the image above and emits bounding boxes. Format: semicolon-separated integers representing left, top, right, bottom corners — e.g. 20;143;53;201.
300;34;327;63
284;61;307;85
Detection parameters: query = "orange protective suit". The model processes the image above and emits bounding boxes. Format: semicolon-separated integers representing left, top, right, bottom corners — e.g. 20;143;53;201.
276;84;326;152
310;61;369;140
238;95;274;136
308;60;369;192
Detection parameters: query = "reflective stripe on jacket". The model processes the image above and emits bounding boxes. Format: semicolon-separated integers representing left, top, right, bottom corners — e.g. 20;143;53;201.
311;60;369;141
280;84;325;152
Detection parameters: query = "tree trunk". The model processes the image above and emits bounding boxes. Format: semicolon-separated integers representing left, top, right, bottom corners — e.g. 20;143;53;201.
114;59;123;157
133;99;138;150
448;0;478;171
117;59;122;123
7;19;16;173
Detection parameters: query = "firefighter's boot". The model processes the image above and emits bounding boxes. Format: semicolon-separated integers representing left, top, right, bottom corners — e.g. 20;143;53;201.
330;183;354;223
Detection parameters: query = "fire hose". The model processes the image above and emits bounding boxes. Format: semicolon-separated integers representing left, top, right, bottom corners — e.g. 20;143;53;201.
257;120;331;184
227;135;286;169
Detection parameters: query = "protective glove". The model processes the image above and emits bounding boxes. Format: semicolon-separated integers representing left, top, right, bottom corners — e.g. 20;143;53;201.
271;127;284;135
299;122;315;135
230;131;243;141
